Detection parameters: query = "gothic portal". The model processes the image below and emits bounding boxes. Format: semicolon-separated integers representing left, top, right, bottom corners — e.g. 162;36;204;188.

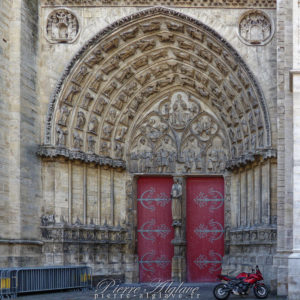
6;0;298;296
36;6;277;287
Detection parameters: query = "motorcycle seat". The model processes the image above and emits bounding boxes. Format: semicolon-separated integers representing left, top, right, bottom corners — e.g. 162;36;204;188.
219;274;236;280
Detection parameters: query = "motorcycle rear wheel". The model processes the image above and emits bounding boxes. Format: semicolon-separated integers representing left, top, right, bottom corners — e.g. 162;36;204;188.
213;283;230;300
253;284;269;299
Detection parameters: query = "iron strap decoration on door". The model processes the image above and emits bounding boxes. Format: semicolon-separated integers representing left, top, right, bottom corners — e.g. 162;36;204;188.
137;177;174;282
186;177;225;282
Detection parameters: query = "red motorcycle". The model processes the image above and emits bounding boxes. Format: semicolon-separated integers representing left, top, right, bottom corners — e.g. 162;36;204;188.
213;266;269;299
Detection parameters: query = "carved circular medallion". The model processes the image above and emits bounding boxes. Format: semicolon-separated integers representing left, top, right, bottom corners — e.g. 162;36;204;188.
45;9;79;44
237;10;274;46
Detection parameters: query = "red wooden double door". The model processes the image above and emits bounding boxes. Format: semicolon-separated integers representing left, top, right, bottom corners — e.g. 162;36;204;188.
137;177;224;282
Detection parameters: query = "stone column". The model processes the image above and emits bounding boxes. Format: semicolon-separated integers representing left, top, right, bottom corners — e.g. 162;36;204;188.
171;176;186;282
289;69;300;299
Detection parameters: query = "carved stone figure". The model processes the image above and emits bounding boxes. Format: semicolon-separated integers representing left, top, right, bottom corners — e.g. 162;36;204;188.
137;39;156;52
56;126;67;146
101;37;119;52
157;148;169;173
100;141;111;156
112;93;127;110
57;104;71;127
171;177;183;222
87;135;96;153
238;10;273;45
81;92;94;111
132;57;148;69
184;148;195;172
89;73;106;93
64;85;81;105
187;27;204;42
46;9;79;43
106;108;118;125
151;49;168;61
158;33;174;43
88;116;99;134
136;72;152;85
166;21;184;33
123;81;138;97
75;111;86;130
84;49;104;68
140;21;160;33
120;26;138;41
72;66;89;86
94;96;108;116
114;142;124;159
103;82;118;98
102;56;119;74
207;38;223;55
73;131;83;150
102;124;113;140
115;126;128;142
117;67;134;83
119;44;138;61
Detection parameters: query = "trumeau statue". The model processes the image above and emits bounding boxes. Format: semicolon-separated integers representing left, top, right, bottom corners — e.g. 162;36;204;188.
171;177;183;222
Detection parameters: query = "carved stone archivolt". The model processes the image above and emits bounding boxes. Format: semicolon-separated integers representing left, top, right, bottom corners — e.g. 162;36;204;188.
45;9;79;43
41;7;274;170
238;10;274;46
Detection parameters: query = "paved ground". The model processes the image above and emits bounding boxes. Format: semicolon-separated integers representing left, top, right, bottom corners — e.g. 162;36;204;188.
16;283;287;300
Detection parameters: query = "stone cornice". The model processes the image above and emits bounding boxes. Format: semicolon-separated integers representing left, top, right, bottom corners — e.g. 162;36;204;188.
225;148;277;170
37;145;126;169
42;0;276;9
229;226;277;246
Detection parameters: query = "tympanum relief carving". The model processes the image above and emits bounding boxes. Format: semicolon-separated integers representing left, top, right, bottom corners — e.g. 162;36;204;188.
46;9;79;43
128;91;229;174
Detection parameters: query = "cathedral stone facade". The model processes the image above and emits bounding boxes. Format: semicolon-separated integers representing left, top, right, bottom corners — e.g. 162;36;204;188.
0;0;300;298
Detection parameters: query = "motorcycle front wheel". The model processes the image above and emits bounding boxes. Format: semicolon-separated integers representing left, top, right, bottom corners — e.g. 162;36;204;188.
213;283;230;300
253;284;269;299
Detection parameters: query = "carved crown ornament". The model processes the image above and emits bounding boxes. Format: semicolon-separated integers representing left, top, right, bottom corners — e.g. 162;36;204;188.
237;10;274;46
45;8;80;43
42;0;276;9
39;7;275;171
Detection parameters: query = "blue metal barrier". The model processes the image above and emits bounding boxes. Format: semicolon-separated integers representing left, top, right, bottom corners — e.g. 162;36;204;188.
0;266;92;298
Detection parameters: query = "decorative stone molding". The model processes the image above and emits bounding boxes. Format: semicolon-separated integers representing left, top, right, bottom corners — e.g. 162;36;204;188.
229;226;277;246
37;145;126;169
42;0;276;9
225;148;276;170
41;219;128;244
45;8;79;44
237;10;274;46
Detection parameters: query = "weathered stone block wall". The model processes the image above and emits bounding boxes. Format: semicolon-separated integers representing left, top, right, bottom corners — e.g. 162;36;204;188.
0;0;12;241
0;0;42;267
275;0;293;296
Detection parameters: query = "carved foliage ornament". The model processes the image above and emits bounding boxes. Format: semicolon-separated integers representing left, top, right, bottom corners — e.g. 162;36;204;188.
46;9;79;43
238;10;274;46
